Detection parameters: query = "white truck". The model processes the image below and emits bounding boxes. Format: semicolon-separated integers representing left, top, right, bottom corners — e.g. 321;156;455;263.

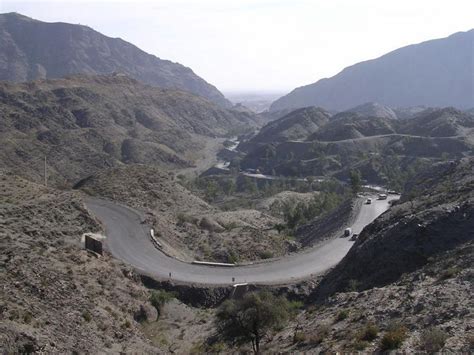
344;227;352;237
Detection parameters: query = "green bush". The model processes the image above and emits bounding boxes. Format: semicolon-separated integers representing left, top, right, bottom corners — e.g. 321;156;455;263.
336;309;349;322
259;250;274;259
149;290;175;315
420;327;448;353
353;340;369;350
82;311;92;322
380;324;407;350
359;323;379;341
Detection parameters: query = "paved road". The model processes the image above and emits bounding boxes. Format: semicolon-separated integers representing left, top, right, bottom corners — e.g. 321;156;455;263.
85;196;395;285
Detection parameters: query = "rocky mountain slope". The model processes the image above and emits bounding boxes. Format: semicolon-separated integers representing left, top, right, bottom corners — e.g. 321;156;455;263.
0;172;161;353
271;30;474;111
315;158;474;298
0;74;256;187
343;102;398;120
238;107;474;185
0;12;230;107
239;107;330;153
240;159;473;353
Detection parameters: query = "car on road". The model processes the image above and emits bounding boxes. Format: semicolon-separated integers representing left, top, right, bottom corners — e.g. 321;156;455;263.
366;198;372;204
344;228;352;237
350;233;359;241
378;193;388;200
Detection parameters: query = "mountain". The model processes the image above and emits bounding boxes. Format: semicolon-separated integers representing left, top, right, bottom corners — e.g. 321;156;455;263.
0;74;256;187
309;112;396;142
239;107;331;152
238;107;474;185
0;12;231;107
270;30;474;112
399;107;474;137
343;102;397;120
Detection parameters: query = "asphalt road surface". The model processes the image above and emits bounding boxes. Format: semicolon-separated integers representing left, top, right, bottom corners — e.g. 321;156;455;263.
85;196;395;285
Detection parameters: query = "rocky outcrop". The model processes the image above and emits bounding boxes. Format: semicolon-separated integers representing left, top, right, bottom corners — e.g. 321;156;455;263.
296;199;359;247
140;277;233;308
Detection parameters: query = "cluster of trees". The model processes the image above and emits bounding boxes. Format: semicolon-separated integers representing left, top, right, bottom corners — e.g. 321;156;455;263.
180;173;347;204
215;291;295;353
275;192;344;230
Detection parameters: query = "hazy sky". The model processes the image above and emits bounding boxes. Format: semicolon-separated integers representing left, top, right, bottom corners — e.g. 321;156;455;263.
1;0;473;93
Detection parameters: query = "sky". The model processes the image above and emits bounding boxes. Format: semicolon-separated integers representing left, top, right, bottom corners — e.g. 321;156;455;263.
1;0;473;94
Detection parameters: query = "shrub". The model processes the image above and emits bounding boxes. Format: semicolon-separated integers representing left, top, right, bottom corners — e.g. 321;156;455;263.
346;279;360;292
336;309;349;322
149;290;175;315
259;250;274;259
420;327;448;353
293;332;306;344
380;324;407;350
439;267;460;280
359;323;379;341
308;324;330;345
353;339;369;350
226;251;239;264
82;311;92;322
23;312;32;324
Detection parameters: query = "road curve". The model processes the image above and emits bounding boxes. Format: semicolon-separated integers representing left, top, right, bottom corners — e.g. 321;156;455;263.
85;196;395;285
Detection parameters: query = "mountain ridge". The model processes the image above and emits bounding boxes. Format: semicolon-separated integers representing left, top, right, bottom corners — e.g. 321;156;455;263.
270;29;474;111
0;12;231;107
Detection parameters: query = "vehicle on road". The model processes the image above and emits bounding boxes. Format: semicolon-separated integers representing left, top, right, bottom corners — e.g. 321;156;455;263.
350;233;359;241
366;198;372;204
378;193;388;200
344;227;352;237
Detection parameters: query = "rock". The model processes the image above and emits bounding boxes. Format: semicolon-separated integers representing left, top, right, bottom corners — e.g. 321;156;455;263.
134;304;158;323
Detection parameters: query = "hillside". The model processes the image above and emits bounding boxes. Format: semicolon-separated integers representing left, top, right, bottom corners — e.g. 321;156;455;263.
309;112;396;142
239;107;330;152
0;12;231;107
0;74;256;187
238;108;474;185
0;172;161;353
77;165;293;262
248;159;474;353
399;107;474;137
271;30;474;111
343;102;397;120
315;158;474;298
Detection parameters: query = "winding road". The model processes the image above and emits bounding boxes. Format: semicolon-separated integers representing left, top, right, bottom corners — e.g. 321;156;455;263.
85;196;395;285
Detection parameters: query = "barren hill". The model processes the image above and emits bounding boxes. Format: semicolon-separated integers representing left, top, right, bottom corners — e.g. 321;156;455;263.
0;74;256;187
271;30;474;111
0;12;230;107
0;172;160;353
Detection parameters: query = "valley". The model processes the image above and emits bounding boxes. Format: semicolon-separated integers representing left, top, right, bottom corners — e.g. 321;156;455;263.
1;8;472;354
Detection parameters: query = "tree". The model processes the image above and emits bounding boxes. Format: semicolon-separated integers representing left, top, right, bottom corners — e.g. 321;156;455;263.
215;291;291;353
349;169;362;195
149;290;175;317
